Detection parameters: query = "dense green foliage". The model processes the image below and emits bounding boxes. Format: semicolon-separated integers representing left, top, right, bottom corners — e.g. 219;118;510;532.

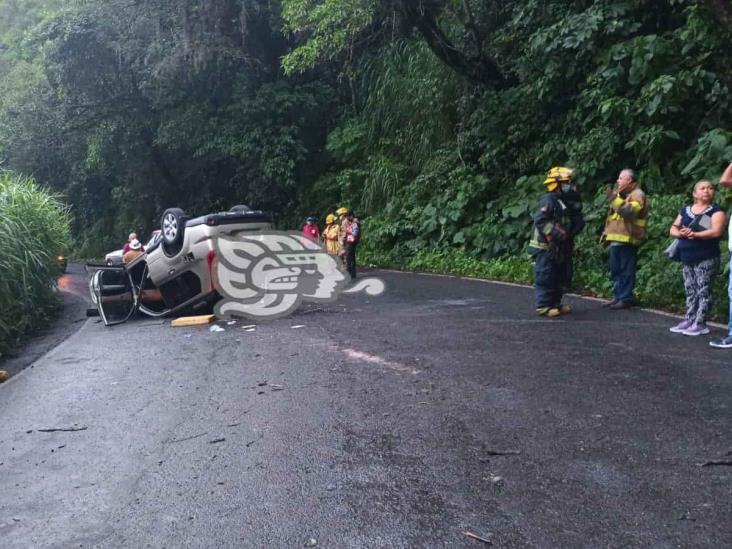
0;171;71;356
1;0;732;314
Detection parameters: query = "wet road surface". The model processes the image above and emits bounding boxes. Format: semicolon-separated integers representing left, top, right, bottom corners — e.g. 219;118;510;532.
1;269;731;547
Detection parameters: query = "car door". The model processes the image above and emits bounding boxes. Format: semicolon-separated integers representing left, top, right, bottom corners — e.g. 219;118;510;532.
88;265;138;326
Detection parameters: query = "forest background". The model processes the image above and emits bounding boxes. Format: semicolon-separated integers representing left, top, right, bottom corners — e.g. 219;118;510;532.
1;0;732;318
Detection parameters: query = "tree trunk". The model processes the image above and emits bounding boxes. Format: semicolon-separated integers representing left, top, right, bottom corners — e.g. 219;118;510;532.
395;1;513;89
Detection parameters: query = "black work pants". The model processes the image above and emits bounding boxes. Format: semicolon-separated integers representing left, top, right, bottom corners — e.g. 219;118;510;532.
345;242;358;279
534;249;573;309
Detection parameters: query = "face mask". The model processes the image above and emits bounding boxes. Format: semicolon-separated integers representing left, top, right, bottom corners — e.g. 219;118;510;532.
561;183;572;193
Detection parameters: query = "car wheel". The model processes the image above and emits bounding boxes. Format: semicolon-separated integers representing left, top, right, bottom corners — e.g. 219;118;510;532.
229;204;252;213
161;207;186;257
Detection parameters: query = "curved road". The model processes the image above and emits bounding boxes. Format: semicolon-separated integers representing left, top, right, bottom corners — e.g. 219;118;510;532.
1;269;731;548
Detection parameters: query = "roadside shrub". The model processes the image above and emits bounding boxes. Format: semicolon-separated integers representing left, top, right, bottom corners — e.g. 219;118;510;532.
0;172;71;358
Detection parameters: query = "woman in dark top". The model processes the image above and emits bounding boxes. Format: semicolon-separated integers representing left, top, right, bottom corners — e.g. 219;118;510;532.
668;180;727;336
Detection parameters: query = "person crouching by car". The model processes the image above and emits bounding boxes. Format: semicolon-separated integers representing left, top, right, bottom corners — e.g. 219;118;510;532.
123;239;144;263
302;217;320;242
668;180;726;336
122;232;137;254
344;211;361;279
528;167;585;317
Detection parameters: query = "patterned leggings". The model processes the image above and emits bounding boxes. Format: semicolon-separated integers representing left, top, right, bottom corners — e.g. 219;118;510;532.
682;257;720;324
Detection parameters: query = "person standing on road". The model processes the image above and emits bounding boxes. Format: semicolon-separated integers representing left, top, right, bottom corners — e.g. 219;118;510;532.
344;211;361;279
710;163;732;348
302;217;320;242
668;180;726;336
600;169;649;309
336;207;349;264
528;166;585;317
322;213;341;255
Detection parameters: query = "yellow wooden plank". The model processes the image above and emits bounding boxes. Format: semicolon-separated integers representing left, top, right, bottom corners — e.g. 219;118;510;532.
170;314;216;327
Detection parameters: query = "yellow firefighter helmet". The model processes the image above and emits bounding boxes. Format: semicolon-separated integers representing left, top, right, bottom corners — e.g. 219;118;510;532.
543;166;575;191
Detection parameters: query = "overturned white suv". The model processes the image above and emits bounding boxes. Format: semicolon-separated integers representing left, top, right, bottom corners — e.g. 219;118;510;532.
87;205;273;325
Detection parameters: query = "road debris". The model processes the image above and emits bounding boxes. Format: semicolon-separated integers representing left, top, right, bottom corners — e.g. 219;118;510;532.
245;328;256;332
245;435;263;448
463;530;492;544
209;325;225;333
0;370;8;382
270;384;284;391
291;325;305;329
304;537;317;547
36;426;88;433
168;432;208;444
227;320;237;325
241;325;256;330
209;437;226;444
484;449;521;456
171;314;215;327
701;459;732;467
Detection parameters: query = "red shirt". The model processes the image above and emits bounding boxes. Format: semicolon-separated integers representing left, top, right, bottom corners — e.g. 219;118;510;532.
302;224;320;241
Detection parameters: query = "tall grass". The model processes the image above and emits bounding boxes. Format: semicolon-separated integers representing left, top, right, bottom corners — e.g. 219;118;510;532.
0;171;71;358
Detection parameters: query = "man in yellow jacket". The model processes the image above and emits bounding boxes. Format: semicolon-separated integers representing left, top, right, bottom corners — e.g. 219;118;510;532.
601;169;649;309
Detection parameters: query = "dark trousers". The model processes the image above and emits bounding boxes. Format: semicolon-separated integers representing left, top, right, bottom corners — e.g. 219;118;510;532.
608;244;637;303
345;242;358;279
534;249;572;309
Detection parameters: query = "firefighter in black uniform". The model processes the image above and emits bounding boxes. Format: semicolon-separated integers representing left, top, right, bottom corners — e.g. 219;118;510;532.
528;166;585;317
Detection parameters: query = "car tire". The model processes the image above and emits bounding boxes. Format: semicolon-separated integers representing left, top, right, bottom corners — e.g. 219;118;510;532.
161;207;186;257
229;204;252;213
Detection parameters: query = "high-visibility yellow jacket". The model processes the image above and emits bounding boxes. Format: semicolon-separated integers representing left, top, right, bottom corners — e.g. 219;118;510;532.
323;224;340;255
602;186;648;245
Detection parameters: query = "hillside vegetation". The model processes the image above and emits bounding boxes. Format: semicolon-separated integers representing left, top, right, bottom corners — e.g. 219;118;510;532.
0;172;70;355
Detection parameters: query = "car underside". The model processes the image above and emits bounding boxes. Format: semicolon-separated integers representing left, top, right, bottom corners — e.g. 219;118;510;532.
87;206;273;325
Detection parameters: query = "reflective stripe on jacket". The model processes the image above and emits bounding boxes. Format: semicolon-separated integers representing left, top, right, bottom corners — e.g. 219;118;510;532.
602;187;648;245
528;192;573;254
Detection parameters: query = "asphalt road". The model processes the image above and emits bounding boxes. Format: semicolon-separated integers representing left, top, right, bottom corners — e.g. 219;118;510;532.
0;263;89;378
1;268;731;548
